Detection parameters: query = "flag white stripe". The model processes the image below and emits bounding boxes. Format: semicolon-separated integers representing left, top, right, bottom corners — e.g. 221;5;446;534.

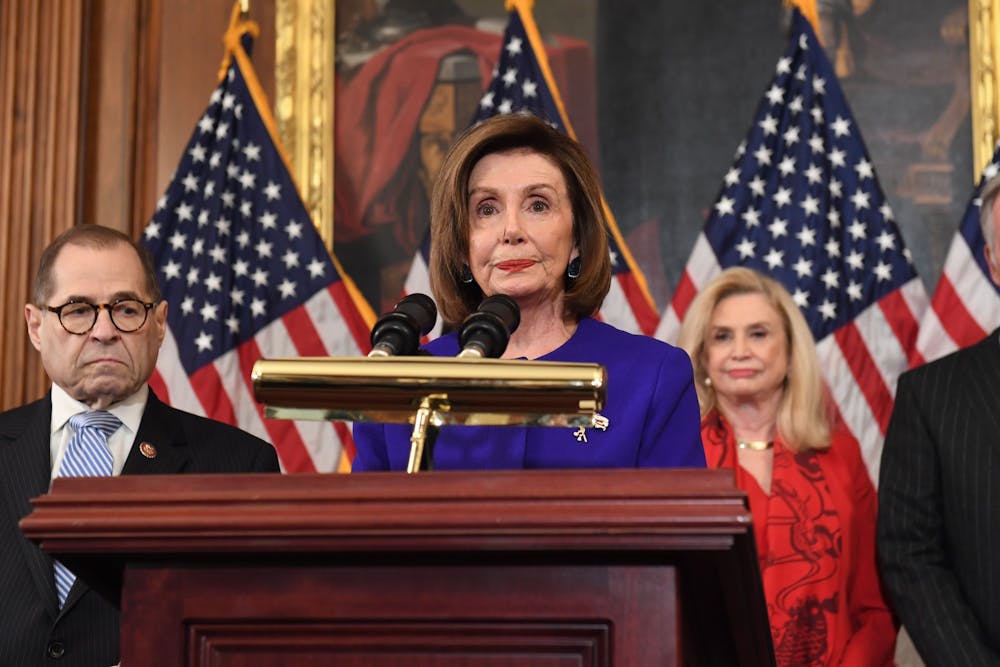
853;298;910;398
914;306;958;361
156;330;207;416
212;347;270;443
899;278;930;333
401;253;443;338
685;235;723;291
600;281;640;332
305;288;366;358
251;311;346;470
948;246;1000;332
817;336;883;484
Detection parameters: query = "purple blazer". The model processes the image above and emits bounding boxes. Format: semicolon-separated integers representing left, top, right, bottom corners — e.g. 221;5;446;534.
352;318;705;471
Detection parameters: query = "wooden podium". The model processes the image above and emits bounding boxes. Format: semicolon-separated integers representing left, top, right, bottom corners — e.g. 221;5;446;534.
21;468;775;666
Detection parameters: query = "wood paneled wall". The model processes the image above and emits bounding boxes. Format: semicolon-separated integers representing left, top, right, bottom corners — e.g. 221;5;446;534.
0;0;274;411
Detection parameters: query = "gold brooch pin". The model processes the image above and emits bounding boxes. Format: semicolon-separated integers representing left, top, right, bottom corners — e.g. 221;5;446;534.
572;413;610;443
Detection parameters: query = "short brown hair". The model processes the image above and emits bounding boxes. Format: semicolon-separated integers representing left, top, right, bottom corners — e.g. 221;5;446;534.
428;113;612;328
33;225;162;304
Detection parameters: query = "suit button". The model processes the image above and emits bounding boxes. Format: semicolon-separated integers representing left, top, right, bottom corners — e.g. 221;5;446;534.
47;640;65;659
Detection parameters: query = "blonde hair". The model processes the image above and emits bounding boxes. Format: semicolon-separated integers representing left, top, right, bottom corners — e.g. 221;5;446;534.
676;267;830;451
428;113;611;328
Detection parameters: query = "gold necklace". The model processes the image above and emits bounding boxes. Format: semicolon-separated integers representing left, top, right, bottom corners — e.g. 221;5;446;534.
737;440;773;451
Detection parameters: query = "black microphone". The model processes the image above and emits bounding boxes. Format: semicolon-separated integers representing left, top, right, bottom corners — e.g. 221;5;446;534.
457;295;520;358
368;293;438;357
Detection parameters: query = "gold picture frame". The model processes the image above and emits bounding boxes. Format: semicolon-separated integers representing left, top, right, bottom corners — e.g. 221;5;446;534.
970;0;1000;174
275;0;335;247
277;0;1000;256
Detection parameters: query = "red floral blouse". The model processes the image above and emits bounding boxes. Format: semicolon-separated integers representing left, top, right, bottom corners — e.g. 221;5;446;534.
702;411;896;666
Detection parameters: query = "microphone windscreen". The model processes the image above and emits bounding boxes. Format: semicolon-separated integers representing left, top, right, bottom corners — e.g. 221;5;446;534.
477;294;520;335
394;293;437;336
457;294;520;358
369;293;438;356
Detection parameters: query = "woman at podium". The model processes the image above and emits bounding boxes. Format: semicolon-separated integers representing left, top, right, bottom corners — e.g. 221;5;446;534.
352;113;704;471
677;267;895;666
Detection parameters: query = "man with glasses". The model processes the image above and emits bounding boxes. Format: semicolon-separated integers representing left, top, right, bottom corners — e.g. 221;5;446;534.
0;225;279;667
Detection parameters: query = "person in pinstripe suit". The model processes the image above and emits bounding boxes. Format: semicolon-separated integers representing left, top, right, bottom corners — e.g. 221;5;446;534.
878;175;1000;667
0;225;279;666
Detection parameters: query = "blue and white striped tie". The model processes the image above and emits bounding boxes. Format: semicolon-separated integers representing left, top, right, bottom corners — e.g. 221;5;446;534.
53;410;120;607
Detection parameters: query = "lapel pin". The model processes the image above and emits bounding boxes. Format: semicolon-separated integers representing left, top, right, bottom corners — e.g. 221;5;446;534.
139;442;157;459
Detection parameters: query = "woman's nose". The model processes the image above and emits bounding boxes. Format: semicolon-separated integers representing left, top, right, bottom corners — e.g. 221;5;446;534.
731;335;750;357
502;212;526;245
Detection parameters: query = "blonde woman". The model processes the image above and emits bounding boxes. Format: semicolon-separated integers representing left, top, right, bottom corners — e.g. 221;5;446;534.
677;266;894;666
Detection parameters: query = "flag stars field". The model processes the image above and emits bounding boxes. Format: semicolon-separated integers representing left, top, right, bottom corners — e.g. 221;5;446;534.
141;11;371;473
659;10;926;482
144;60;345;361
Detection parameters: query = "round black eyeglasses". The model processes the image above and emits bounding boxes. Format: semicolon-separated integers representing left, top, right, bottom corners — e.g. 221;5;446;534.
45;299;157;335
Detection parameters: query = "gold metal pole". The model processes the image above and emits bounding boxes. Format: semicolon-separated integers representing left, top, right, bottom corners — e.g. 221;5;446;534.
406;394;449;473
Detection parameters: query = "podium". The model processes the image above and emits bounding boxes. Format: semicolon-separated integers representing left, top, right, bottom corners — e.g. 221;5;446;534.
22;468;775;666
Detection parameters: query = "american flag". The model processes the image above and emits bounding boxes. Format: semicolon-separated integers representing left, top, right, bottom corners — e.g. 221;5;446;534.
403;0;659;335
915;146;1000;361
656;9;928;483
142;12;374;473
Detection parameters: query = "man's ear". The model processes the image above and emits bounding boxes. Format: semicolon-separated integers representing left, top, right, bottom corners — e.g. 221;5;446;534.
152;300;168;346
25;304;43;352
986;244;1000;286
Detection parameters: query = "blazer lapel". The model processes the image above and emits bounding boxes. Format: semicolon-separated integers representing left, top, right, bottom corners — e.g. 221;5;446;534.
122;391;191;475
0;398;61;616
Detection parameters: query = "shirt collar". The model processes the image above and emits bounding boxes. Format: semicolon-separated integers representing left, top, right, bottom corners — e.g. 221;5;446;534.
50;383;149;435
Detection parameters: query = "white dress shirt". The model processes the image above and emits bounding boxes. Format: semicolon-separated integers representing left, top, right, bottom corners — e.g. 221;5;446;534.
48;383;149;480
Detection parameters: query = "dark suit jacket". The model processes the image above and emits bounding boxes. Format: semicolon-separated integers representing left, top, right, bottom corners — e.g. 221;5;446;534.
0;390;279;667
878;329;1000;667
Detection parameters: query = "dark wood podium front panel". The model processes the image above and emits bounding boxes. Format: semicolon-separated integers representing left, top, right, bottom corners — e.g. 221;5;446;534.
23;469;774;666
122;563;679;667
124;564;675;666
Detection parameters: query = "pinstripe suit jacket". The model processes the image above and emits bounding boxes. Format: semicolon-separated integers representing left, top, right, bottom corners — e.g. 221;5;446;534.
878;330;1000;667
0;390;279;667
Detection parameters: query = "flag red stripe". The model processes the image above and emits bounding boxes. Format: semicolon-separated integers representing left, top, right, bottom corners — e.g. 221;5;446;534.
669;271;698;324
282;305;327;356
877;289;924;369
329;282;372;353
932;275;988;348
833;323;894;434
190;363;239;426
148;369;170;403
276;308;356;470
616;273;658;335
235;339;317;473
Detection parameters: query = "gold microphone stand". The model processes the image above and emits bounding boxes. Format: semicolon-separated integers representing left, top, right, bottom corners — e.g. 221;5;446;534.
252;357;607;473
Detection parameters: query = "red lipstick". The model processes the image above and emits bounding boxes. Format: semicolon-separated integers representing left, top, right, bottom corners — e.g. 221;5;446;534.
496;260;535;272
